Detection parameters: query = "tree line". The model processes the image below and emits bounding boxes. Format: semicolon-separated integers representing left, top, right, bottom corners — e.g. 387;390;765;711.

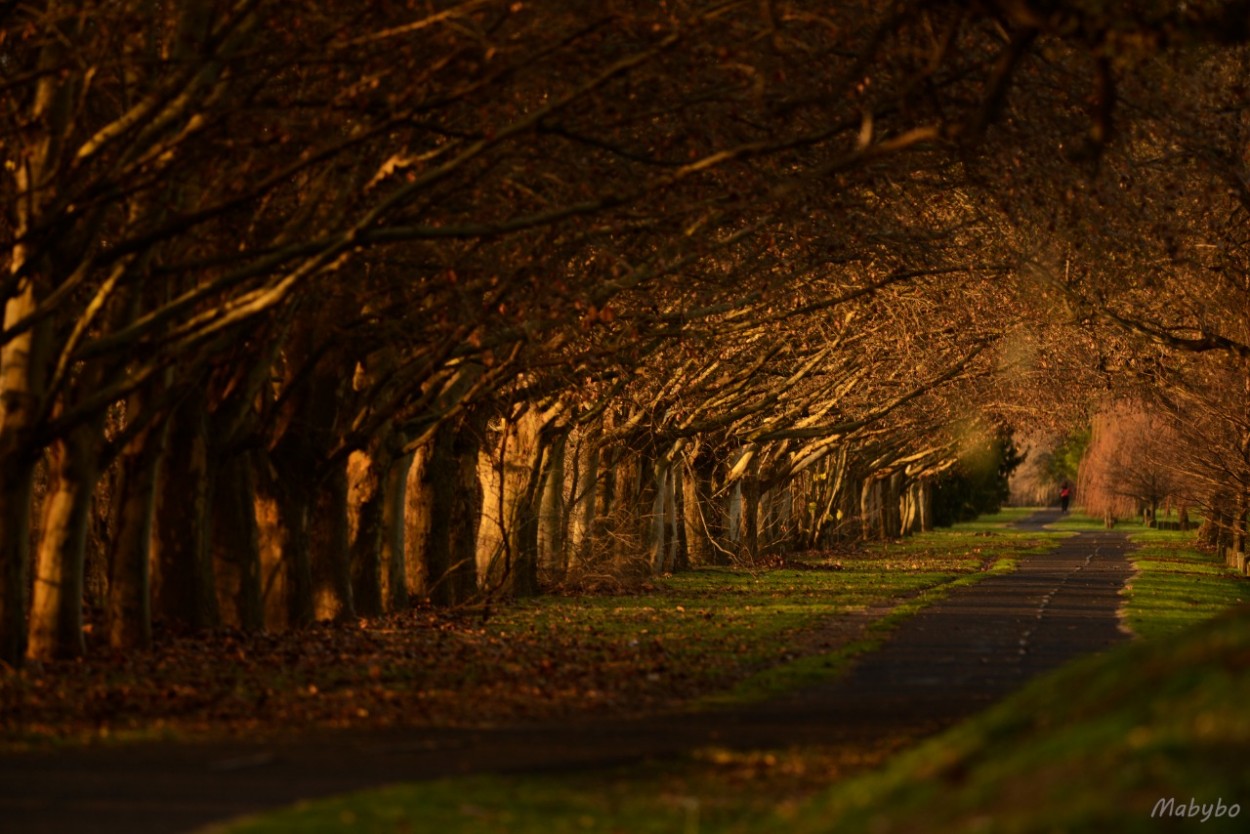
4;1;1250;667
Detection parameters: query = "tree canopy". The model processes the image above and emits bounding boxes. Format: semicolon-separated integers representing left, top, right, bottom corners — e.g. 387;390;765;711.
4;0;1250;665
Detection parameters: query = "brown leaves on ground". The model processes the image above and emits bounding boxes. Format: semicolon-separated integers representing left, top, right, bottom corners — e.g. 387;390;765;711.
0;601;740;749
1;543;1003;750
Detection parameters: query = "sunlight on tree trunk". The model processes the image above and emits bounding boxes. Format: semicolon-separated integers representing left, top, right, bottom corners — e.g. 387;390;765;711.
29;427;98;660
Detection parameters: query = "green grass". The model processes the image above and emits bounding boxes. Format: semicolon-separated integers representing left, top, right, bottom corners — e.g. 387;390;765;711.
204;772;715;834
486;511;1057;711
695;555;1020;709
779;605;1250;834
1121;527;1247;641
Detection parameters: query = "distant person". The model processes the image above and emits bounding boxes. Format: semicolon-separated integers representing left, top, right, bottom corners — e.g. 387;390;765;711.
1059;482;1071;513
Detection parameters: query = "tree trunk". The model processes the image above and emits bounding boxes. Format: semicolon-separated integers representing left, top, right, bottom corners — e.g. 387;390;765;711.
884;472;903;538
154;397;219;632
2;0;68;668
28;425;100;660
604;446;640;567
671;460;689;572
479;409;545;598
568;427;599;568
860;479;879;540
254;453;314;630
309;463;353;621
727;481;743;553
212;451;264;631
382;449;414;611
899;480;917;537
410;424;448;604
349;448;386;617
682;450;720;565
538;430;568;577
645;454;669;573
507;448;544;598
1233;491;1247;563
763;485;789;555
0;291;50;664
918;479;933;532
0;451;37;666
742;487;760;562
411;414;484;605
741;461;761;562
106;410;167;650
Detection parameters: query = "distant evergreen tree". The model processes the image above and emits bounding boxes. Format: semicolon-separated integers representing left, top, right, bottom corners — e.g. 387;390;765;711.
931;432;1025;528
1042;428;1091;489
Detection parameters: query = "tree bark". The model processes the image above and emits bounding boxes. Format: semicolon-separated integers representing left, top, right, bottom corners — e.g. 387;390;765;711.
349;448;386;617
2;0;69;667
859;479;879;540
310;462;353;621
479;409;545;597
212;451;264;631
568;427;600;568
0;451;37;666
106;407;167;650
411;414;484;605
671;460;689;572
740;460;761;562
378;449;412;611
918;478;933;532
28;425;100;660
884;471;903;538
683;448;723;565
538;430;568;577
0;302;43;661
154;397;219;632
644;453;669;572
254;452;313;630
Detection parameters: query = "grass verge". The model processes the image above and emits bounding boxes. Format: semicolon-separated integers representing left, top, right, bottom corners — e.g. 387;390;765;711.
768;514;1249;833
781;604;1250;834
1121;526;1246;640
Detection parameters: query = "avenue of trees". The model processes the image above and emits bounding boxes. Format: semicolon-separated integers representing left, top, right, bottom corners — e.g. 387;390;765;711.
5;1;1250;667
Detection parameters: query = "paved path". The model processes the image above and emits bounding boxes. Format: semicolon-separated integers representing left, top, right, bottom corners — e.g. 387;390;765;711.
0;510;1133;833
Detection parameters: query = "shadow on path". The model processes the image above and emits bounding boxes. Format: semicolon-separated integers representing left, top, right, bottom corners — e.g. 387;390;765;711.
0;510;1134;833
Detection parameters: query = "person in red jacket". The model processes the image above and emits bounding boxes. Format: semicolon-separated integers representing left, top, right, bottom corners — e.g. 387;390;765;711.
1059;482;1072;513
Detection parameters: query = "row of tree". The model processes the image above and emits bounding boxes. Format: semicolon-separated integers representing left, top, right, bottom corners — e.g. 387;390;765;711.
4;1;1250;666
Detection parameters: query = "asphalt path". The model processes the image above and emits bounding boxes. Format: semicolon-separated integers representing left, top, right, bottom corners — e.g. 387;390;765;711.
0;509;1134;833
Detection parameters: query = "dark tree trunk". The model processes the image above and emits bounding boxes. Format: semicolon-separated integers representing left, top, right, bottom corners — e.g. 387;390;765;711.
0;450;36;666
412;414;484;605
107;410;167;650
154;396;219;632
254;453;314;630
310;462;353;621
212;451;264;631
